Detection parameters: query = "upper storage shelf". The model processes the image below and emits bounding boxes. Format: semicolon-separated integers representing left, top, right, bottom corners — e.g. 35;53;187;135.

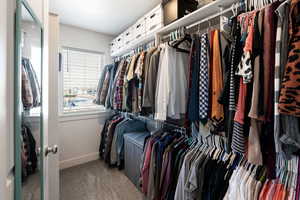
111;31;156;57
157;0;237;35
111;4;163;57
111;0;238;57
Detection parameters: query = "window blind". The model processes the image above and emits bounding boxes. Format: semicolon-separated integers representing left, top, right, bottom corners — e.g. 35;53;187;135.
62;48;105;113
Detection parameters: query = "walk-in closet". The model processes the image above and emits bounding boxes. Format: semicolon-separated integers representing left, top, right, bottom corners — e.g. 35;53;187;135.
1;0;300;199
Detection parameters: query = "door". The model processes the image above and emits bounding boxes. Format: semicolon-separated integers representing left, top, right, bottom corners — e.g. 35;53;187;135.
14;0;44;199
44;13;60;200
14;1;60;200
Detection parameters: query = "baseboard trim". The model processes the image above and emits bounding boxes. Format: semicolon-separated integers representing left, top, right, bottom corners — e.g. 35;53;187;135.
59;152;99;170
6;173;14;200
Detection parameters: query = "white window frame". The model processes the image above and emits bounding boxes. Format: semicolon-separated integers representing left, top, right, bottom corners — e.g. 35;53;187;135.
58;46;108;118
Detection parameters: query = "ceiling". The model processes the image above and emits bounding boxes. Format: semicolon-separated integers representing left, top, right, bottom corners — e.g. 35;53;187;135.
50;0;161;36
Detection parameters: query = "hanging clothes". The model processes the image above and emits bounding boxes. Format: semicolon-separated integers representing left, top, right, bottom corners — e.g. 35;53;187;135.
21;57;40;110
135;51;147;113
21;124;38;181
141;132;239;200
22;61;34;109
279;0;300;117
99;113;148;168
155;43;190;121
92;2;300;197
143;48;161;113
210;30;224;124
94;64;109;105
23;58;41;107
187;34;200;122
274;0;293;159
124;55;139;112
113;60;128;110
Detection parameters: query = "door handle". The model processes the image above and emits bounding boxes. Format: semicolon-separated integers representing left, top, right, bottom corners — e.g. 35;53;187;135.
45;145;58;156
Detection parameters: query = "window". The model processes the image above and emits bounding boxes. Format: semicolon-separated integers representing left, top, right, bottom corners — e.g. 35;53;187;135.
61;47;105;114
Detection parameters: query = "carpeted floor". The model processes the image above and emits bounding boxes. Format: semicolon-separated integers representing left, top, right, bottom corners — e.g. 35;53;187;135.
22;160;143;200
60;160;143;200
23;172;40;200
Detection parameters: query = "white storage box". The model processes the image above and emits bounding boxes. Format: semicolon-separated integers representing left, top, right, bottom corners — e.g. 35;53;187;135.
145;4;164;34
116;33;124;50
133;18;146;41
124;27;134;46
110;43;115;54
110;38;118;54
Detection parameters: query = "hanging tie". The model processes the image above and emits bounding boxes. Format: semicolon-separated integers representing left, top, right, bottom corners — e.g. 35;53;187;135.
199;33;209;123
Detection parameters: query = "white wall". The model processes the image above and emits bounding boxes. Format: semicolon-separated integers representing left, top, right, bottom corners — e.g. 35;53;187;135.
0;0;11;198
58;116;109;169
57;24;113;169
60;24;114;65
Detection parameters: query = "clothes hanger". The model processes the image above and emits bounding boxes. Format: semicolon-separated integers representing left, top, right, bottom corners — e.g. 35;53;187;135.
245;161;251;171
170;28;191;53
231;3;237;17
249;163;256;173
285;171;291;188
197;24;201;35
213;137;222;160
219;148;227;162
215;138;224;160
237;154;245;167
258;167;267;182
254;0;257;10
243;158;249;168
207;20;212;35
249;0;253;11
211;137;218;154
254;165;262;180
282;170;288;186
227;152;236;167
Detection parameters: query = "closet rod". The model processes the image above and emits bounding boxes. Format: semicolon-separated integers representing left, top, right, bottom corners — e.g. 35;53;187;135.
161;6;233;41
186;6;232;30
114;110;187;134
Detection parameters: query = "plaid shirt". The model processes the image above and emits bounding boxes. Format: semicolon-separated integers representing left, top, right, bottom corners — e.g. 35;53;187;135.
99;70;111;105
22;63;33;109
135;52;146;113
114;61;128;110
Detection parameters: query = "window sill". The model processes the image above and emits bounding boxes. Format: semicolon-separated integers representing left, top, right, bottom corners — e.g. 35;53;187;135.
58;110;112;123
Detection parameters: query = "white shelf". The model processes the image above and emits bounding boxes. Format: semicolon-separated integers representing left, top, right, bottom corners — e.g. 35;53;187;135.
111;0;238;57
111;32;156;57
157;0;237;35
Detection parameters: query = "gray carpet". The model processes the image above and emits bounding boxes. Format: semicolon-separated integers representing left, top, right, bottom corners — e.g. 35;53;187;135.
60;160;143;200
23;172;40;200
22;160;143;200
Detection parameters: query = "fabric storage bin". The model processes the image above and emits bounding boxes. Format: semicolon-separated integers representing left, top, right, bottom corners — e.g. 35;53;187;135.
163;0;198;25
124;27;133;46
145;4;164;35
124;132;149;190
133;18;146;41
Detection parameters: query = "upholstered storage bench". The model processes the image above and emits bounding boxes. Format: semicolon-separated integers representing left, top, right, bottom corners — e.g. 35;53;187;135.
124;132;149;190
